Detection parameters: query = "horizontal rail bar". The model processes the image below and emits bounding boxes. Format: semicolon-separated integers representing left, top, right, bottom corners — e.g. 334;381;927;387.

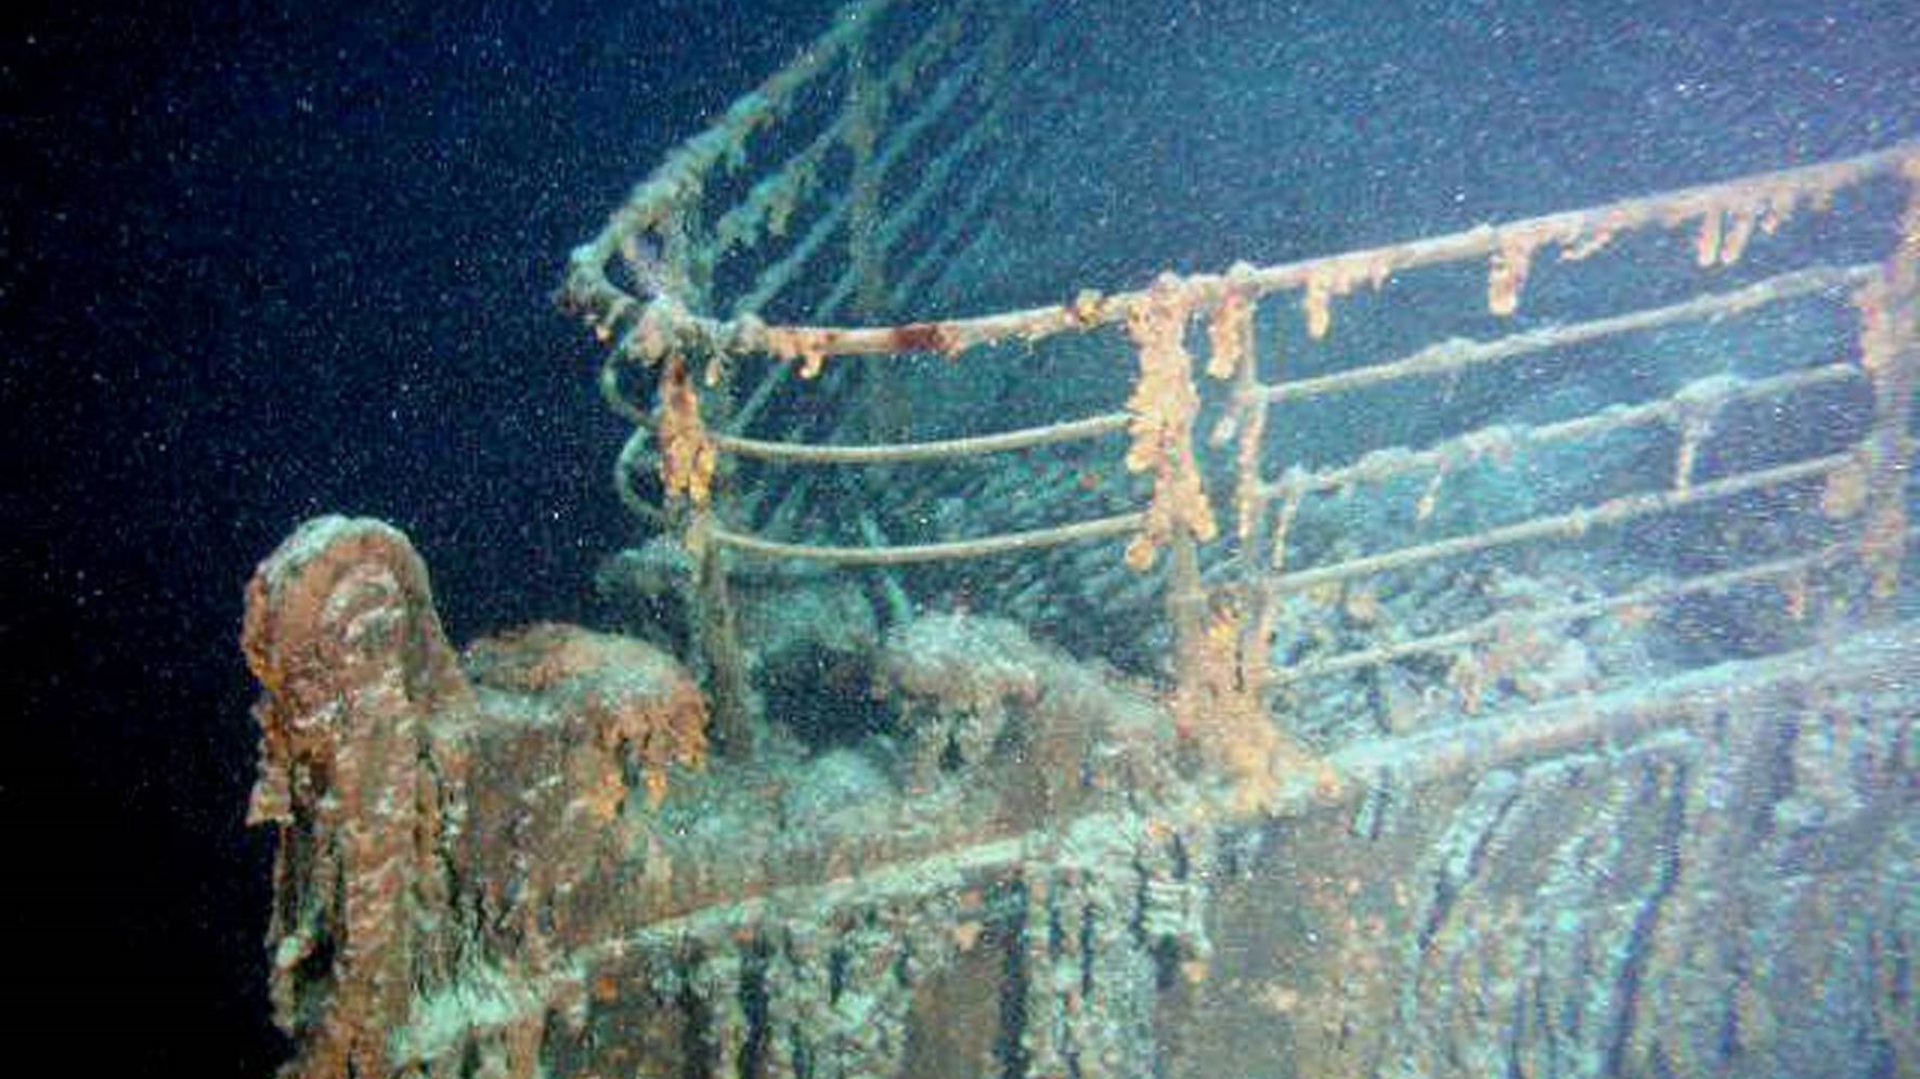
710;10;970;262
1269;536;1869;686
1306;621;1920;804
714;142;1915;365
724;7;1058;434
1263;452;1850;599
562;0;899;319
715;412;1128;464
724;8;993;320
582;622;1920;950
713;511;1144;564
1258;263;1873;406
1258;360;1863;503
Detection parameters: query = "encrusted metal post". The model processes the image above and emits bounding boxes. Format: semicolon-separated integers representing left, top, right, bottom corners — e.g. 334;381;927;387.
1119;275;1217;670
845;40;888;320
657;351;756;756
1856;162;1919;612
1163;531;1210;686
241;517;470;1079
690;507;757;757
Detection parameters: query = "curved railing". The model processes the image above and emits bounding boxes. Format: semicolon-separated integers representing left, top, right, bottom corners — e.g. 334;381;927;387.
560;1;1918;798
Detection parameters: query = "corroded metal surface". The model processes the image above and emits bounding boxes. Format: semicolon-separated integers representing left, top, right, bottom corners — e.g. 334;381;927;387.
244;516;1917;1078
243;7;1918;1074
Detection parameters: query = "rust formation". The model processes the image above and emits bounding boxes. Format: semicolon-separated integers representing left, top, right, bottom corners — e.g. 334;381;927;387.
246;1;1920;1076
241;515;1920;1079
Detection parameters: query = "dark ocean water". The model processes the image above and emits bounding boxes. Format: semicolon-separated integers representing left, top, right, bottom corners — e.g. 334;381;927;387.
6;2;840;1072
5;1;1915;1075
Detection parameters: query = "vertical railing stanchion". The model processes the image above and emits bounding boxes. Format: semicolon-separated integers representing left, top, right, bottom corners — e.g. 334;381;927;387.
1856;163;1919;615
690;508;757;758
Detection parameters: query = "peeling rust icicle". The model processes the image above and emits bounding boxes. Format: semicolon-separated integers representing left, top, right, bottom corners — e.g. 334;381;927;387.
658;353;718;507
1487;231;1535;316
1206;282;1255;380
1122;276;1218;572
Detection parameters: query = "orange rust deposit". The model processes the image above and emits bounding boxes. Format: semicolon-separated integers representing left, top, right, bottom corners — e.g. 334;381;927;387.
1068;288;1106;325
657;354;717;506
467;623;710;814
1302;276;1333;339
1695;207;1725;267
1487;232;1535;317
761;325;832;378
1207;288;1254;379
240;519;713;1079
1123;276;1219;570
891;320;963;356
